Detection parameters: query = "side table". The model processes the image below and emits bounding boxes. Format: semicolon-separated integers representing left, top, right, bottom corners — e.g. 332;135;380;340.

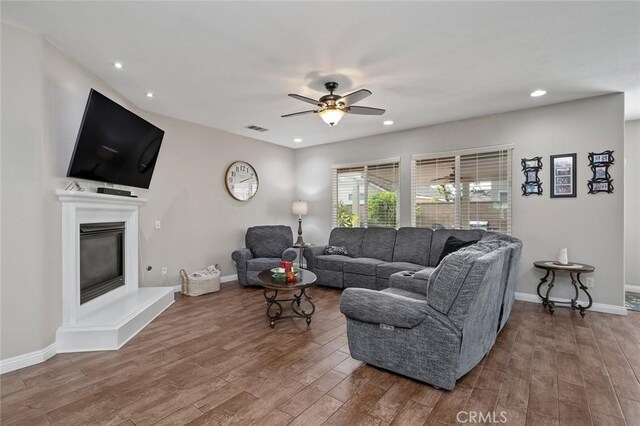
534;261;595;317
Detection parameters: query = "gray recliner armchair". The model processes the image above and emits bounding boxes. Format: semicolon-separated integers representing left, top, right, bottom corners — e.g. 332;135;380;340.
232;225;297;286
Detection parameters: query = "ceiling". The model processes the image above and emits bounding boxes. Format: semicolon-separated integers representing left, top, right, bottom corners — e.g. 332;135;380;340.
3;2;639;149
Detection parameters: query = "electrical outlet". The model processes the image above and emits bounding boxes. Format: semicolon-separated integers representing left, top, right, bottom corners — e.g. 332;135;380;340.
161;267;167;276
585;277;595;288
155;220;161;230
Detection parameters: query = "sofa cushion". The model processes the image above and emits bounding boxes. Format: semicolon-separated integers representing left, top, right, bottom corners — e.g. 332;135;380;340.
361;228;397;262
344;273;377;290
324;246;349;256
246;257;282;271
328;228;366;258
438;236;479;264
429;229;485;267
376;262;425;279
316;254;350;272
414;267;436;281
340;288;428;329
382;287;427;302
447;249;506;330
343;257;385;276
393;227;433;266
246;225;293;258
316;269;344;288
427;249;485;315
389;271;430;295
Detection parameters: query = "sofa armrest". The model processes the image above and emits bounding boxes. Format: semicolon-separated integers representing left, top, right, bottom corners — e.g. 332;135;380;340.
231;248;253;264
282;247;297;262
340;288;431;329
303;246;327;272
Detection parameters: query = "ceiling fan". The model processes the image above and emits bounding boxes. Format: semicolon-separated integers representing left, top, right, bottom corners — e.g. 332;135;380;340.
282;82;385;126
432;167;474;183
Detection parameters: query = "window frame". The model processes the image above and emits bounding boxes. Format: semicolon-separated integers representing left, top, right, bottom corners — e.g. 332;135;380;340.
332;157;401;229
411;145;513;234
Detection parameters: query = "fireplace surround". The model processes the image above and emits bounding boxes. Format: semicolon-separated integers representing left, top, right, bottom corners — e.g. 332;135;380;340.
56;190;174;352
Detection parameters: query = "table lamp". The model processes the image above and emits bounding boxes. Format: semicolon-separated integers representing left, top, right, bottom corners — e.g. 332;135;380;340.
292;200;308;245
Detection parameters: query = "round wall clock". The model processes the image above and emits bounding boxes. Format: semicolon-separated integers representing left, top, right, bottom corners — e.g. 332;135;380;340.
225;161;259;201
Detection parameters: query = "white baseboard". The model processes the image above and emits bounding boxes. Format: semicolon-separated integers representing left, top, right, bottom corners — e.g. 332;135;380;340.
221;274;238;283
625;285;640;293
172;274;238;293
0;342;57;374
515;292;627;316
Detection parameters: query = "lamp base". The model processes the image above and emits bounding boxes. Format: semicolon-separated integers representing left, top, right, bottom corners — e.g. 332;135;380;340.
296;217;305;246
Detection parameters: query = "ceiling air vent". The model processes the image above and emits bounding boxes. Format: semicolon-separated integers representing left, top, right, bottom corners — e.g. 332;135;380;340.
244;125;269;132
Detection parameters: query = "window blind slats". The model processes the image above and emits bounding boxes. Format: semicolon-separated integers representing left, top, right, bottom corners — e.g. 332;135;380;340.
412;150;512;234
333;162;399;228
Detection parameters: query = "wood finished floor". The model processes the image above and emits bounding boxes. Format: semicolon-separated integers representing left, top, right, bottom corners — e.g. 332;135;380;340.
2;283;640;426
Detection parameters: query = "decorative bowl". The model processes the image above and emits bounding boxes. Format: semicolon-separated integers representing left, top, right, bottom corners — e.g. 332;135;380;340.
270;267;300;274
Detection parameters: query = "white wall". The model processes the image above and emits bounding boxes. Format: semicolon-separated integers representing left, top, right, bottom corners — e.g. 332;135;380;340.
625;119;640;288
294;94;625;307
1;23;295;359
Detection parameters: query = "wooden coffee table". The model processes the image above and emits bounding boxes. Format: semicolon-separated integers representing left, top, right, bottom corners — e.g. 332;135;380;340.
256;269;317;328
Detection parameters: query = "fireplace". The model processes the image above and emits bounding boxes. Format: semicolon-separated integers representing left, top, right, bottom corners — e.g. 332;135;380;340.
56;190;174;353
79;222;125;304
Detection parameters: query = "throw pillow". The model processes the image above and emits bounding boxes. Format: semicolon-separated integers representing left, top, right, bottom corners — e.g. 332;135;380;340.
438;236;478;264
323;246;349;256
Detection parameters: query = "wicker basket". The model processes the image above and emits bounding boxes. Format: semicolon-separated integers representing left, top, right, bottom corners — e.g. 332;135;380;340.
180;265;220;296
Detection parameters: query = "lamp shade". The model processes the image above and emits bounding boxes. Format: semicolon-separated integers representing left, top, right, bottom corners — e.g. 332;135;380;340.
292;200;308;216
318;108;345;126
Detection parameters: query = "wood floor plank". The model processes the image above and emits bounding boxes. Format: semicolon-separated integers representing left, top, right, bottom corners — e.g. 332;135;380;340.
154;404;204;425
390;399;432;425
368;377;423;423
278;369;345;417
2;285;639;426
288;394;343;426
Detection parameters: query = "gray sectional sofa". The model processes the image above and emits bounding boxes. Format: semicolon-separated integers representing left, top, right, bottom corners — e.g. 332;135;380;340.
337;230;522;390
303;227;484;291
304;226;521;389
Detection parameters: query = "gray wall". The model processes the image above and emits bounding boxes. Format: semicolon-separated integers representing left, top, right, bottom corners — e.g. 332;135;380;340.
1;23;295;359
625;119;640;288
294;94;625;307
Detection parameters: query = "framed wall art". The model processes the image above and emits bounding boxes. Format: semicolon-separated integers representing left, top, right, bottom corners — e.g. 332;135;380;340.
550;153;577;198
587;150;614;194
521;156;543;196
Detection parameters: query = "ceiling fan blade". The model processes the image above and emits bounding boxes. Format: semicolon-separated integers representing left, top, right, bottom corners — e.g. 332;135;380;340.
288;94;322;106
347;106;386;115
281;110;317;118
339;89;372;105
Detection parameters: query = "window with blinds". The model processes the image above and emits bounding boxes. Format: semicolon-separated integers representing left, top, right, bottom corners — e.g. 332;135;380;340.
412;149;512;234
332;161;400;228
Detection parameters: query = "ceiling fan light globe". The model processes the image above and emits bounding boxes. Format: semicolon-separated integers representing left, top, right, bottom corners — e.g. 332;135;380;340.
319;108;345;127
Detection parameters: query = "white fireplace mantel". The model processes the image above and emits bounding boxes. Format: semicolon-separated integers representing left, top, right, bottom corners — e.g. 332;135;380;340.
55;189;173;352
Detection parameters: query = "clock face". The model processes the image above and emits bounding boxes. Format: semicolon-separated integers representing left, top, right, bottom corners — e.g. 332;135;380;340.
225;161;259;201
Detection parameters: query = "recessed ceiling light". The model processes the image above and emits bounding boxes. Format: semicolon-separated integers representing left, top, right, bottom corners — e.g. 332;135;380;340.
383;120;394;126
114;62;123;69
145;92;154;98
293;138;302;143
530;90;547;97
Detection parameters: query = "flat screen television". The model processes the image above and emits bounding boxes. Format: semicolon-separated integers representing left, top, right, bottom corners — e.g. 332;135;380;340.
67;89;165;189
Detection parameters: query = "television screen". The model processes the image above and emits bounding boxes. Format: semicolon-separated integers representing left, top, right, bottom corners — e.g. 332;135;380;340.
67;89;165;189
